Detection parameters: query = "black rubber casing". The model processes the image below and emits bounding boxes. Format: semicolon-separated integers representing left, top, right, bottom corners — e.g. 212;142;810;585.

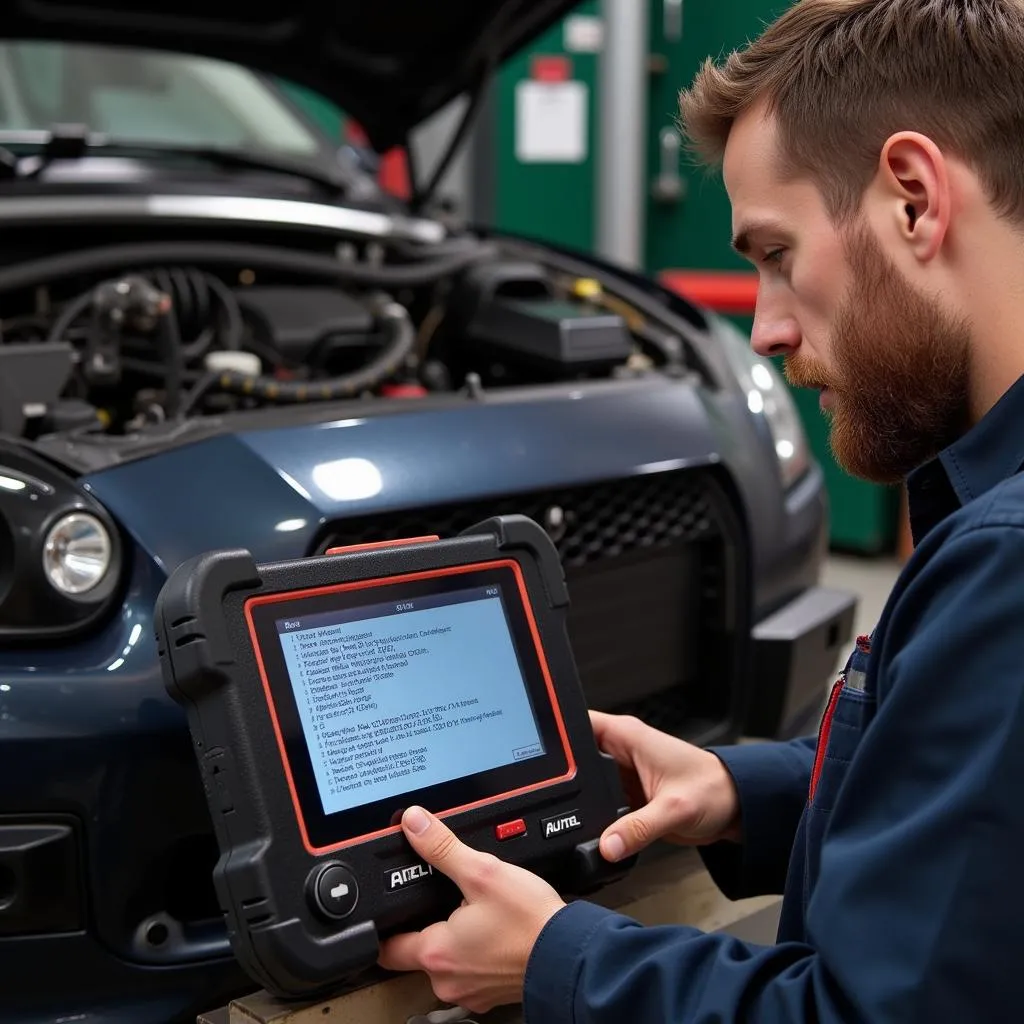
154;515;635;1000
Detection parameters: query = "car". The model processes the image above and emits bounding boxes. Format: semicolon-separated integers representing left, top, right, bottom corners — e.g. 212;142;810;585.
0;5;857;1023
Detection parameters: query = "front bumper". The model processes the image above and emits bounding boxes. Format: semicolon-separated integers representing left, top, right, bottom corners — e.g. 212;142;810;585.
0;927;248;1024
746;585;859;738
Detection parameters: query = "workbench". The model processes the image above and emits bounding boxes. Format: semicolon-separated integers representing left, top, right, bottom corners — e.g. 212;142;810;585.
199;843;781;1024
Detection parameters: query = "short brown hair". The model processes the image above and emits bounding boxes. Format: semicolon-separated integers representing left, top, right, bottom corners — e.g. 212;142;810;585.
679;0;1024;223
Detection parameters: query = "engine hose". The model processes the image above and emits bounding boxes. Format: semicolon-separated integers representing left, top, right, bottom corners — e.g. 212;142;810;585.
46;290;94;343
143;266;211;351
49;266;246;381
178;295;415;416
0;239;497;295
158;309;184;419
142;266;243;353
201;272;244;351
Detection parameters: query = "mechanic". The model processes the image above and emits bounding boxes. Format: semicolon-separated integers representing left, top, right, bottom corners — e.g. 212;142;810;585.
377;1;1024;1019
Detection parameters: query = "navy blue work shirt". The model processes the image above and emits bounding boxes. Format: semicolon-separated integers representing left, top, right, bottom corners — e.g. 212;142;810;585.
523;372;1024;1023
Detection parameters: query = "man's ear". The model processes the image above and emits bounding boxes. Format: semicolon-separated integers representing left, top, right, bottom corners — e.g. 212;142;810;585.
875;132;951;262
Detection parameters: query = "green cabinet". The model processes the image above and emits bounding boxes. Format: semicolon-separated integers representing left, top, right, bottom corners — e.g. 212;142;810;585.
644;1;779;274
492;1;602;252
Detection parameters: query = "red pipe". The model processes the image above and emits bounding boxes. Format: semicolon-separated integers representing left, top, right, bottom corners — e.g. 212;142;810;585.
657;270;759;316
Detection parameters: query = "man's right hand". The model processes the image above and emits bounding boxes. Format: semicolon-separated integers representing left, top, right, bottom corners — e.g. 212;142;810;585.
590;710;743;863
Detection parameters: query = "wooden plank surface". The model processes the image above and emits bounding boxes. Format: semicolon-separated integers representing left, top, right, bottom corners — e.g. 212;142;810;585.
206;845;780;1024
226;973;442;1024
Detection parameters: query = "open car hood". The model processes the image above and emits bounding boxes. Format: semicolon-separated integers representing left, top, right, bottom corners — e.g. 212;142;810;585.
3;0;583;152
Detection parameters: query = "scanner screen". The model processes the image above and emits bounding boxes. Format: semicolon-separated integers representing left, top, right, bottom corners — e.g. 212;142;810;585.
277;583;545;816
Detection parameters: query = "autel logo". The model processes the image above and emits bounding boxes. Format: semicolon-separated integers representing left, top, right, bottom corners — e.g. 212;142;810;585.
541;810;583;839
384;862;434;893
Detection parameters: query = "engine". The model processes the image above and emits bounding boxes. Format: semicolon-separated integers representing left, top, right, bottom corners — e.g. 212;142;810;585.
0;231;688;442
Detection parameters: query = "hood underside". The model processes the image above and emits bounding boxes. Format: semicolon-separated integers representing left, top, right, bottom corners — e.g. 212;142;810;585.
4;0;582;152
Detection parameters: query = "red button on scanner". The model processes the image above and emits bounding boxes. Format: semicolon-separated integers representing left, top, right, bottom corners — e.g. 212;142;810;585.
495;819;527;841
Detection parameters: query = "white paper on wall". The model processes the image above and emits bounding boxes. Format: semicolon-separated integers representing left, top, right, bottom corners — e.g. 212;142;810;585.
515;80;588;164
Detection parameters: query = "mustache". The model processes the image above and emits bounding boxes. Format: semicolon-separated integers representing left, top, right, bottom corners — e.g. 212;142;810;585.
783;355;831;391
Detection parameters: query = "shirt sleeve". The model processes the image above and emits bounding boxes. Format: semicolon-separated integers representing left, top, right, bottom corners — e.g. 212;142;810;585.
697;735;817;899
523;522;1024;1024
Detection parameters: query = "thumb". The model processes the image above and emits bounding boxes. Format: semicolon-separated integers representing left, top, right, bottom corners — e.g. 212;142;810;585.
400;806;491;897
599;797;680;861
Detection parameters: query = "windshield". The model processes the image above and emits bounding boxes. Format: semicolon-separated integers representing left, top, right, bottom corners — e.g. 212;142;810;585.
0;41;325;157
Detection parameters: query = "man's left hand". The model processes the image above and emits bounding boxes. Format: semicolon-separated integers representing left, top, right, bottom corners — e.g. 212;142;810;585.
377;805;567;1012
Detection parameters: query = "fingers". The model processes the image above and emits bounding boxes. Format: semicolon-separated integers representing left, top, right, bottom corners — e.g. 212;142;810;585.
588;710;644;765
600;796;682;862
400;806;496;899
377;929;429;973
588;709;616;744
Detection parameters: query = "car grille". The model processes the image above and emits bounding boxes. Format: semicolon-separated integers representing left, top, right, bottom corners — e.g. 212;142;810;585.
313;467;749;743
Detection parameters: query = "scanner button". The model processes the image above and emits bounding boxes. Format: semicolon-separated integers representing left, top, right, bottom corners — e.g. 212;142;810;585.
312;863;359;920
495;819;527;841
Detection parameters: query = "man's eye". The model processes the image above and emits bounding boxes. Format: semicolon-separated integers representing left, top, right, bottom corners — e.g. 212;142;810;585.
763;248;786;265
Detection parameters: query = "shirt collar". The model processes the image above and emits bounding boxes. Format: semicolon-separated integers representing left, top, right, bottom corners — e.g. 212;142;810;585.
906;371;1024;544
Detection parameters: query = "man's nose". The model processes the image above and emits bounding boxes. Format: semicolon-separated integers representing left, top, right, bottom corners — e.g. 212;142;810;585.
750;302;801;358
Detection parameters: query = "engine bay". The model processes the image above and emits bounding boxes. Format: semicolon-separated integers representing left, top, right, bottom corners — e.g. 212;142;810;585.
0;225;699;444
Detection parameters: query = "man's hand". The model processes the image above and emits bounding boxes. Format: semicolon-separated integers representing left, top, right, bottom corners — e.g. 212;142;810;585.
591;710;743;862
377;806;567;1013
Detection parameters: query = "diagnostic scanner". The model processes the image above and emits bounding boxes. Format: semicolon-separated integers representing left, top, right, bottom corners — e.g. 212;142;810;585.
155;515;636;1000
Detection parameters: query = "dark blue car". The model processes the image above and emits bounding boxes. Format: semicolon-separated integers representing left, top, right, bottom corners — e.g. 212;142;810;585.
0;6;856;1022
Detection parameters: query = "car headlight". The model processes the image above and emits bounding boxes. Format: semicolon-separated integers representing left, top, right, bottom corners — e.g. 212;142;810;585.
714;316;811;489
44;512;114;596
0;441;123;643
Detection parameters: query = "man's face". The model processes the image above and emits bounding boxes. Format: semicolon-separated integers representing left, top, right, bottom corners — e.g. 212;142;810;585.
722;106;971;484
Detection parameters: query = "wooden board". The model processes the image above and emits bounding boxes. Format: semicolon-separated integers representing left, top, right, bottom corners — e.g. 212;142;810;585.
217;973;442;1024
202;845;781;1024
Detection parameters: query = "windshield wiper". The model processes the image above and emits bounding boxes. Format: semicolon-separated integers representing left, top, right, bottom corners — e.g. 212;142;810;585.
0;125;354;195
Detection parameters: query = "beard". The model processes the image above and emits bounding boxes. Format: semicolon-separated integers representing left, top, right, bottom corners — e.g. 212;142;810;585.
784;223;972;485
